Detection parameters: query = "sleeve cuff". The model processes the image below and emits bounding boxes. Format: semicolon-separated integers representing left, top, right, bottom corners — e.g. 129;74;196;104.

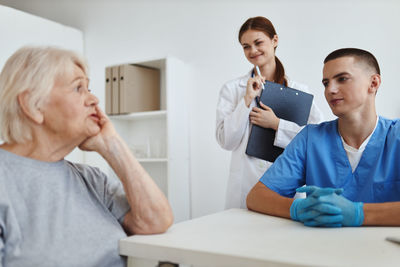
354;202;364;226
274;119;302;148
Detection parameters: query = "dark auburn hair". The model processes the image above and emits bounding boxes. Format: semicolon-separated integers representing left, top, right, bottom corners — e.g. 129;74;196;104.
324;48;380;75
239;16;287;86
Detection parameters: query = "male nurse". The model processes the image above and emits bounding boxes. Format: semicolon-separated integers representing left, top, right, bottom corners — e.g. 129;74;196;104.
246;48;400;227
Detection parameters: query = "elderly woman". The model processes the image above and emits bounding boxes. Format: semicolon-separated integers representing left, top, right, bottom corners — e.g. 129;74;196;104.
0;46;173;267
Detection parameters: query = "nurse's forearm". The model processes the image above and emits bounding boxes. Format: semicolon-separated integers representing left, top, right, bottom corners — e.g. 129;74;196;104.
246;182;293;219
363;202;400;226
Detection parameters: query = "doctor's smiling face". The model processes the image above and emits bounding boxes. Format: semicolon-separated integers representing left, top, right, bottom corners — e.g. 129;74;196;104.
240;30;278;67
322;56;380;118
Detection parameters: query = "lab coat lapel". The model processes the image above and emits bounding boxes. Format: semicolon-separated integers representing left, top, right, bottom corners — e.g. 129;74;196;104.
239;70;252;87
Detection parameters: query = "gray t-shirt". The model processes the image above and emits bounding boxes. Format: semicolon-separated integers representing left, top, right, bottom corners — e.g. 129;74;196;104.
0;148;131;267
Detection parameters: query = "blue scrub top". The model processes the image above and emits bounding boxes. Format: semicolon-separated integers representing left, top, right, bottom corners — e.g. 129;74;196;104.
260;116;400;203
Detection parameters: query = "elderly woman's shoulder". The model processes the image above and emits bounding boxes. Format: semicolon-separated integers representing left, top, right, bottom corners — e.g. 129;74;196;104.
65;161;122;189
66;161;107;179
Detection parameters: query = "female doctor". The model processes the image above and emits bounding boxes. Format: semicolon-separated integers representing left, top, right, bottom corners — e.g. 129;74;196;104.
216;16;324;209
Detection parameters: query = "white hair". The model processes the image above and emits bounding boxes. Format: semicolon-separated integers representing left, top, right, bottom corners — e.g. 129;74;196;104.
0;46;88;144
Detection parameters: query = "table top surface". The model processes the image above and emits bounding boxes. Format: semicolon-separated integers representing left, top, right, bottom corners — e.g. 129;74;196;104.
120;208;400;267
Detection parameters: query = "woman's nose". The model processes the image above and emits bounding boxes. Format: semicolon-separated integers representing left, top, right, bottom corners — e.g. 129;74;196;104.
250;45;257;53
86;91;99;106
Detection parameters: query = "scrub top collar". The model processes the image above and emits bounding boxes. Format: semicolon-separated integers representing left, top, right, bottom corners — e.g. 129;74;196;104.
333;116;384;185
340;115;379;152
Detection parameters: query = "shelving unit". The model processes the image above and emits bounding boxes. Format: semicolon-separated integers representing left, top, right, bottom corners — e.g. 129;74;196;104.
110;110;166;121
108;57;191;223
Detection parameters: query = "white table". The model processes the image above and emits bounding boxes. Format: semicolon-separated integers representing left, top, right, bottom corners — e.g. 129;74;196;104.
120;209;400;266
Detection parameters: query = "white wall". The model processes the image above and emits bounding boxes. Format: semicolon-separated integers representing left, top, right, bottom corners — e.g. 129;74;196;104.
0;4;84;163
2;0;400;218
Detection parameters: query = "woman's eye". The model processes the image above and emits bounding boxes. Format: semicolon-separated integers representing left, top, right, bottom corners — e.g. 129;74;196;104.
338;77;348;82
74;85;81;92
322;82;328;88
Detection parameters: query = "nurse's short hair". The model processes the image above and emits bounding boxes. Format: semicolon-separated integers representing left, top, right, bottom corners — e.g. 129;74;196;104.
0;46;88;144
324;48;380;75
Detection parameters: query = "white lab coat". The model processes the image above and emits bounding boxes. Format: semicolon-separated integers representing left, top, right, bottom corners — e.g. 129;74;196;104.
216;71;324;209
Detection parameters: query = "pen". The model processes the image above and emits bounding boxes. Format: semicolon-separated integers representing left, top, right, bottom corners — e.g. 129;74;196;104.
255;65;265;90
386;236;400;245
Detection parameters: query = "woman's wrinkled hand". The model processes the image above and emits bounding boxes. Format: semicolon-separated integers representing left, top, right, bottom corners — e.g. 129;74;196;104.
79;106;119;154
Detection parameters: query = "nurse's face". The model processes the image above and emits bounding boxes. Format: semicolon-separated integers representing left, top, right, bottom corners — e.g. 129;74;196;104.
322;56;375;117
240;30;278;67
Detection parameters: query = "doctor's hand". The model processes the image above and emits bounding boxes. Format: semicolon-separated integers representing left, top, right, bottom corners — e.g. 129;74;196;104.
244;76;264;107
250;101;280;130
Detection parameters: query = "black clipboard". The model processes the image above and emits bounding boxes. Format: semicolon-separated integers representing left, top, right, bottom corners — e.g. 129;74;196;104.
245;81;314;162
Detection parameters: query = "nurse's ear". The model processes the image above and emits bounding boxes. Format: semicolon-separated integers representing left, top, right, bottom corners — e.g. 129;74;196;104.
368;74;381;95
17;91;44;124
272;34;279;49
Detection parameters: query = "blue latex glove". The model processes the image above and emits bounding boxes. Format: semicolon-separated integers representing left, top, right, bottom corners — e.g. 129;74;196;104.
302;201;344;227
297;185;343;197
290;186;342;222
308;193;364;227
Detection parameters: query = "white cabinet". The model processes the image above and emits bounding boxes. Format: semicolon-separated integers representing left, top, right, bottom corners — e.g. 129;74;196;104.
109;57;191;223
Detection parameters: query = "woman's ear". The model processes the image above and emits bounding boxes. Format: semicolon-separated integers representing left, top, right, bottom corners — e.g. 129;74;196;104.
17;91;44;124
369;74;381;95
272;35;279;48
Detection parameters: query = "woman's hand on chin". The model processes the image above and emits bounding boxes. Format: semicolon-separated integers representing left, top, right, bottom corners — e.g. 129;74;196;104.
79;106;119;154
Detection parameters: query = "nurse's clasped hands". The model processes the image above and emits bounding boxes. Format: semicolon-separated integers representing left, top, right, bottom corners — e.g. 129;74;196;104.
290;186;364;227
290;186;343;227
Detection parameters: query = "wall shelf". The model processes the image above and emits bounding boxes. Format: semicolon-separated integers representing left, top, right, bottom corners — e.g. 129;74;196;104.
109;110;167;121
